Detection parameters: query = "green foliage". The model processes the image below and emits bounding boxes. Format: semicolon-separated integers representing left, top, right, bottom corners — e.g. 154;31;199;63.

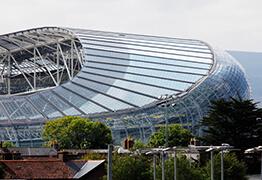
204;153;247;180
0;164;4;179
2;141;15;148
108;153;246;180
201;98;262;151
156;155;206;180
112;155;151;180
131;139;147;150
42;116;112;149
82;153;106;160
148;124;193;147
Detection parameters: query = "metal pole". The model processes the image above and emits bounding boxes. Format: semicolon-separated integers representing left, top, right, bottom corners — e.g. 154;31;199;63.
211;150;214;180
153;154;156;180
165;98;168;148
162;151;165;180
221;150;224;180
174;150;177;180
107;144;113;180
7;54;11;95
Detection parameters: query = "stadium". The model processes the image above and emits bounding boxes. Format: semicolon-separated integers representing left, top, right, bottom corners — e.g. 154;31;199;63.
0;27;250;146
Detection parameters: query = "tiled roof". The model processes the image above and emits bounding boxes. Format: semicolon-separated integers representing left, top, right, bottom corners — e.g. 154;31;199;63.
0;159;86;179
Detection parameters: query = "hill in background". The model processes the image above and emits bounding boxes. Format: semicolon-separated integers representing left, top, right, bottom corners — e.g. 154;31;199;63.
228;51;262;105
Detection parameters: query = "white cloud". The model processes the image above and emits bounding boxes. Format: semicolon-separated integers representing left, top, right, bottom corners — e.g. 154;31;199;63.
0;0;261;51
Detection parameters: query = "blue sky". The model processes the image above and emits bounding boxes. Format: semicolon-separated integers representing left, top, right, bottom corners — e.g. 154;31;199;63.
0;0;261;52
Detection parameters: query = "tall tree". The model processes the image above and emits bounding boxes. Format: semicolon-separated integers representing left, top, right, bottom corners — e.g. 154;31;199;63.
148;124;193;147
42;116;112;149
200;98;262;151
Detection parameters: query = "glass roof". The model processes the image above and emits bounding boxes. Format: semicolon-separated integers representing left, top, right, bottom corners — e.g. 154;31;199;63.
0;27;214;122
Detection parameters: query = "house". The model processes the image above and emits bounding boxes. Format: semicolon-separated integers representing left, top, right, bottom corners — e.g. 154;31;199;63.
0;159;105;179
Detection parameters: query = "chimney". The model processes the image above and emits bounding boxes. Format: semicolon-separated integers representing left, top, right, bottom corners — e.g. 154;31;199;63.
58;151;69;162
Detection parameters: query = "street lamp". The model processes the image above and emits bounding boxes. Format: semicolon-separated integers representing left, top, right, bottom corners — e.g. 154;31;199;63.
206;146;217;180
161;147;171;180
107;144;113;180
157;94;176;148
146;147;170;180
189;144;233;180
146;151;157;180
173;147;177;180
245;146;262;180
218;143;232;180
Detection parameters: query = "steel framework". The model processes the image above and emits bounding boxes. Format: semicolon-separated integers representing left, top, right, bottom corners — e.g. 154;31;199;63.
0;27;83;95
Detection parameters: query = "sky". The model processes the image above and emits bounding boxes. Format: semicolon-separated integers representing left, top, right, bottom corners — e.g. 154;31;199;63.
0;0;261;52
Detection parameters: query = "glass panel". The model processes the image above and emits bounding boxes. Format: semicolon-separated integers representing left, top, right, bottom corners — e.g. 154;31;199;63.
0;103;9;121
84;49;212;69
78;71;178;98
1;100;26;120
65;82;133;111
80;68;190;91
27;95;62;119
76;32;209;49
84;44;213;64
82;39;212;58
86;55;208;74
40;91;81;116
78;35;211;53
74;77;155;106
84;63;203;83
54;86;107;114
15;99;44;119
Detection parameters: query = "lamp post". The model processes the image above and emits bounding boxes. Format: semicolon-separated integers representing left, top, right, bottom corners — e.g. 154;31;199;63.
221;149;224;180
153;153;156;180
146;147;170;180
219;143;232;180
157;94;176;148
206;146;216;180
161;150;165;180
107;144;113;180
173;147;177;180
189;144;233;180
146;150;157;180
161;147;171;180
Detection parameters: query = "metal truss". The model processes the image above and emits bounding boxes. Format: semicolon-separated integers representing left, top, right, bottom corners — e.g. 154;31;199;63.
2;125;43;145
0;27;84;95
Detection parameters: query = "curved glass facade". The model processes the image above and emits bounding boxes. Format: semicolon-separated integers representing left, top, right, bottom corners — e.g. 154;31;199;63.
0;27;250;146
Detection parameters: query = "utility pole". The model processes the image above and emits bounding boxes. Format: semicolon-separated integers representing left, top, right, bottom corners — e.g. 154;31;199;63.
174;148;177;180
107;144;113;180
153;154;156;180
221;150;224;180
162;151;165;180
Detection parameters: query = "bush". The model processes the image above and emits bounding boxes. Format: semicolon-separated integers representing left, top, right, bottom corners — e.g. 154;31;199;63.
204;152;247;180
156;154;206;180
112;155;151;180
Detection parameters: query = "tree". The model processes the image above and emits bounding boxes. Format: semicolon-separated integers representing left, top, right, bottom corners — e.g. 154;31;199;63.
131;139;147;150
42;116;112;149
112;155;151;180
2;141;16;148
200;98;262;151
156;155;206;180
204;153;247;180
148;124;193;147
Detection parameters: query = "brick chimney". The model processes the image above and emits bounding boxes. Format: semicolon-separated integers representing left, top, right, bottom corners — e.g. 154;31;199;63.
58;151;69;162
